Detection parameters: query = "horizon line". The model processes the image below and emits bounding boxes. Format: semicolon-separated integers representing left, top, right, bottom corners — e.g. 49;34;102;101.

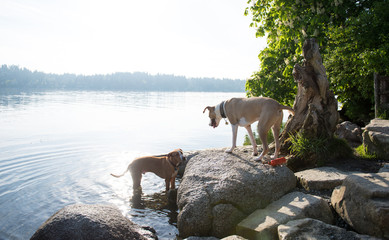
1;64;247;81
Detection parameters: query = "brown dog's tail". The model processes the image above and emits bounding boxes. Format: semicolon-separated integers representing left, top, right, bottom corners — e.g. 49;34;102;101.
110;168;129;178
279;105;295;115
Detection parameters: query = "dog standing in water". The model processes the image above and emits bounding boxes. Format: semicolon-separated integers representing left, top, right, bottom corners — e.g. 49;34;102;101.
203;97;294;161
111;149;185;191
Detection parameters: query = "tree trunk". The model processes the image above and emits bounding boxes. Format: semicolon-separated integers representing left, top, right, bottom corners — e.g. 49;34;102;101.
280;39;338;154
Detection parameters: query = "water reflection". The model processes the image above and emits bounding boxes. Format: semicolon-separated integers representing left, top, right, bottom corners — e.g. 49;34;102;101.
131;189;177;207
0;90;246;239
129;189;179;238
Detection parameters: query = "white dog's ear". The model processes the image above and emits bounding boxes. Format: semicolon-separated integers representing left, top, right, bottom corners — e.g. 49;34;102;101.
203;106;214;113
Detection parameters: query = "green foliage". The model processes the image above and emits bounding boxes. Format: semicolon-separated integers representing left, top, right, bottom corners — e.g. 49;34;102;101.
325;0;389;122
289;132;329;163
378;109;389;120
289;132;353;165
245;0;389;123
355;144;378;159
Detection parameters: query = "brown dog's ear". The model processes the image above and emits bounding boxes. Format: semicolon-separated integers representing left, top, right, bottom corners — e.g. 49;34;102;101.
203;106;214;113
167;151;176;160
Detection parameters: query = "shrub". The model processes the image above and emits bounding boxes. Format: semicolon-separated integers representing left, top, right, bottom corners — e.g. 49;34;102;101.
289;132;353;166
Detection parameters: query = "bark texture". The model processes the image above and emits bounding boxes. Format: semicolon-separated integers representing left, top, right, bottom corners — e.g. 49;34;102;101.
280;39;338;164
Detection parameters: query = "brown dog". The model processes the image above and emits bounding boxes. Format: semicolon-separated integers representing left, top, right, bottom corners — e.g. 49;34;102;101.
204;97;294;161
111;149;185;191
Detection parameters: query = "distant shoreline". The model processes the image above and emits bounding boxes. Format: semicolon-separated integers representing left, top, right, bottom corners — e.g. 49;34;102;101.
0;65;246;92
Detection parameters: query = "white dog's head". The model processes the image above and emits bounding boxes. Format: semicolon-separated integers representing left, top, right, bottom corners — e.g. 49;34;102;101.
203;106;222;128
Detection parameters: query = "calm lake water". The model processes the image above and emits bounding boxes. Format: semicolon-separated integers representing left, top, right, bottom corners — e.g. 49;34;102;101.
0;91;248;239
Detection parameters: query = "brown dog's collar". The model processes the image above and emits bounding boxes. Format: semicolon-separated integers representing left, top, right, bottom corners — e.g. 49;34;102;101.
168;159;180;171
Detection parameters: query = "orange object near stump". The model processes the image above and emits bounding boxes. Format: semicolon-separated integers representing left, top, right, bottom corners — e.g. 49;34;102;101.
269;157;286;166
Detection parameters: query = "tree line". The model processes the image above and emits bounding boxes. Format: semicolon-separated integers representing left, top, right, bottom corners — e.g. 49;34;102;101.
0;65;245;92
245;0;388;123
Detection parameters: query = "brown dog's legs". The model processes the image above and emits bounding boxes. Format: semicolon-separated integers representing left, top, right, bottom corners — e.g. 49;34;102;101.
131;170;142;191
165;178;170;191
170;178;176;190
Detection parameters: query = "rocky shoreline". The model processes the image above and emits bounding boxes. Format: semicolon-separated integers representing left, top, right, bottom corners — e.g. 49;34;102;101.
178;146;388;240
31;146;388;239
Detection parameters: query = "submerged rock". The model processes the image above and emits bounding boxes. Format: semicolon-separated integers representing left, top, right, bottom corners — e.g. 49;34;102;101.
30;204;157;240
177;147;296;238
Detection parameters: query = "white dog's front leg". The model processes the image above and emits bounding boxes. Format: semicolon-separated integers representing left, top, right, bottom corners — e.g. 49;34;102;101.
226;124;238;153
245;125;258;156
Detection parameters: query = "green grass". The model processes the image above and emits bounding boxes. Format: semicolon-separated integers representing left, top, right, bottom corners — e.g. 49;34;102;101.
289;132;328;162
288;132;353;166
355;144;378;159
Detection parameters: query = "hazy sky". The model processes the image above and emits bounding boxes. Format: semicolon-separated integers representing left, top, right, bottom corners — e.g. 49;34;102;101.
0;0;266;79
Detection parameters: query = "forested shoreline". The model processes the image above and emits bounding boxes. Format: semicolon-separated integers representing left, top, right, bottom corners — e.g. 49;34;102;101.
0;65;245;92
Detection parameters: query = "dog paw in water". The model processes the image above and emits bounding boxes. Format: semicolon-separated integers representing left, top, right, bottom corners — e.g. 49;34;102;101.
167;189;177;204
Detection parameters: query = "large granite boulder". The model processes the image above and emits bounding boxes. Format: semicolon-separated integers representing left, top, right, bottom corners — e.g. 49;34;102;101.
177;147;296;238
236;191;333;240
30;204;157;240
331;172;389;239
363;118;389;159
278;218;379;240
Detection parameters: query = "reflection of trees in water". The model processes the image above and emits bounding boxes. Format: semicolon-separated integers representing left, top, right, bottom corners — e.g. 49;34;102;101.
130;189;178;226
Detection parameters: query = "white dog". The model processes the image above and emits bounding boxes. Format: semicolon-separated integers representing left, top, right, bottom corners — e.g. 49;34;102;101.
203;97;294;161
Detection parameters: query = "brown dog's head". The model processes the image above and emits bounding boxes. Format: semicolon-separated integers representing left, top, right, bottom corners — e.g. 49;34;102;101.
203;106;222;128
168;149;185;167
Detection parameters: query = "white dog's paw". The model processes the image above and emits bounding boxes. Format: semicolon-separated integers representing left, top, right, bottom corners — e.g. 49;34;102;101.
254;152;267;162
225;149;233;153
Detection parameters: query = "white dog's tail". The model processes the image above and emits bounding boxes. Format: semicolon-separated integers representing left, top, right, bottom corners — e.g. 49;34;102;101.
280;105;295;115
110;168;129;178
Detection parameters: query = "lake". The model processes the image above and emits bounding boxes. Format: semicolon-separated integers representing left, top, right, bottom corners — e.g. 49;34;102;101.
0;91;251;239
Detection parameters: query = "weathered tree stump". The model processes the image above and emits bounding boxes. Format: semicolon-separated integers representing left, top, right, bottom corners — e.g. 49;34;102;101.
280;39;338;169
